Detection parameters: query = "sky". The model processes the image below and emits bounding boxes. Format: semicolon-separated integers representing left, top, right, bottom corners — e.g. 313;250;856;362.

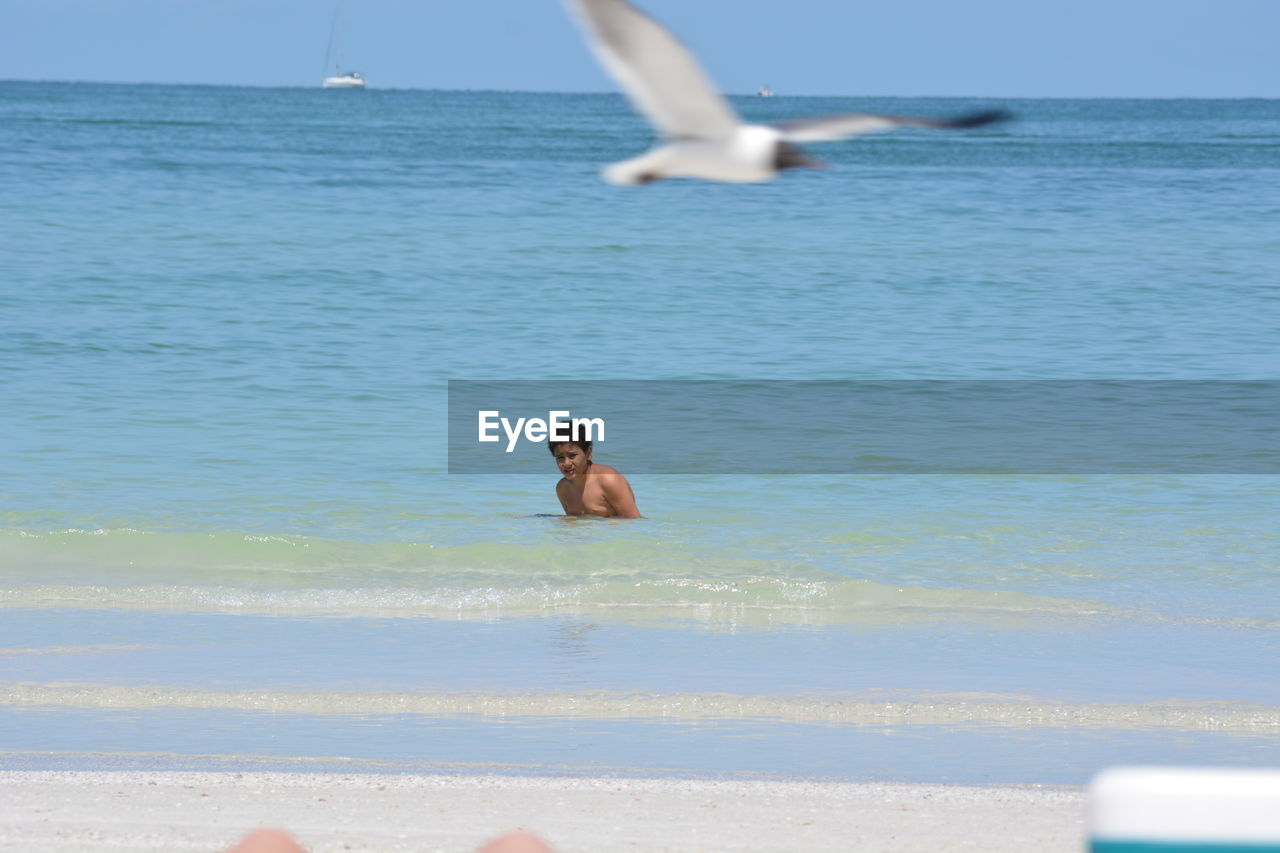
1;0;1276;97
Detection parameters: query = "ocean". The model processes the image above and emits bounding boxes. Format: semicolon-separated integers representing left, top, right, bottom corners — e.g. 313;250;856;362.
1;81;1277;784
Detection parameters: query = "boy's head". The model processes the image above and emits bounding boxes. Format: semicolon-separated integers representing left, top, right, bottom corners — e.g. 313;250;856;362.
548;425;593;479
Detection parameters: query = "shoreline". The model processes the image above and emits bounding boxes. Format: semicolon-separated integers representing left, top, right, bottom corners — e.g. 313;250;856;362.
1;770;1086;852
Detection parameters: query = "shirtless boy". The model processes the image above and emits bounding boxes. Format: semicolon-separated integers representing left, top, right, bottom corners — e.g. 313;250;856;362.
549;434;641;518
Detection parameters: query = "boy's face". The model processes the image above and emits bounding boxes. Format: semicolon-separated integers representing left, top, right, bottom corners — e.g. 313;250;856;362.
552;443;591;480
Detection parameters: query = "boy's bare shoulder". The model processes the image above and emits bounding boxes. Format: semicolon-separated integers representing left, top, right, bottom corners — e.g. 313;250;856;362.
590;464;627;477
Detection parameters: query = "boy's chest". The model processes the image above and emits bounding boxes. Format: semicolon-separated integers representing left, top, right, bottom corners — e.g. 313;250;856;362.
564;478;613;516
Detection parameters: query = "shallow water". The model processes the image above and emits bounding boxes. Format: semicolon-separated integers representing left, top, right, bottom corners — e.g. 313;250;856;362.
1;82;1277;782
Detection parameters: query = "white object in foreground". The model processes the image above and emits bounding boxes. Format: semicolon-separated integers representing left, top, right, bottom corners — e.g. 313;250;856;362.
1089;766;1280;852
564;0;1007;184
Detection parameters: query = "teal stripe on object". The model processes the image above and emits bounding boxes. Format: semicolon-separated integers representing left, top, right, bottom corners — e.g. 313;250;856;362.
1093;842;1280;852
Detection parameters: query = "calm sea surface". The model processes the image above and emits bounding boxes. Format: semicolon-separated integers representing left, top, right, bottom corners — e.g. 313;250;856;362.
1;82;1277;783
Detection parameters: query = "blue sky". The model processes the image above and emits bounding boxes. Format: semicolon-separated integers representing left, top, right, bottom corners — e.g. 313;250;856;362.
2;0;1276;97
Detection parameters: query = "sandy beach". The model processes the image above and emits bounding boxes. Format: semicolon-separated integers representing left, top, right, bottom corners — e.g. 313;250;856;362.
0;771;1085;852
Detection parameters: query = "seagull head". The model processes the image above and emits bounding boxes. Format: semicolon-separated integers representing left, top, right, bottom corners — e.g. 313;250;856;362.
774;141;823;172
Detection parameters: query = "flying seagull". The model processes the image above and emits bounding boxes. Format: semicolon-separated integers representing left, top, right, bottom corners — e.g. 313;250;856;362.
565;0;1009;184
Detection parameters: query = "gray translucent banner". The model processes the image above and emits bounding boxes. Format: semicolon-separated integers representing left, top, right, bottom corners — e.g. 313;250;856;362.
447;381;1279;474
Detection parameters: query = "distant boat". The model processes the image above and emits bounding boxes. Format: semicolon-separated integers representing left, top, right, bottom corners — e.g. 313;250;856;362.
323;70;366;89
322;1;366;89
757;85;775;98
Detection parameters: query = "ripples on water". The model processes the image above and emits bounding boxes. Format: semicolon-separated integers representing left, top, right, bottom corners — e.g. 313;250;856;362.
1;83;1277;780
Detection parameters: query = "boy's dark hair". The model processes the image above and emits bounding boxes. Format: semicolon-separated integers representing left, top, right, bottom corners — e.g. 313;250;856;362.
547;422;593;455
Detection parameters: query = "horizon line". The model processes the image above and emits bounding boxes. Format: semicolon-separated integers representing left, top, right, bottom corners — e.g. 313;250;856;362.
1;78;1276;101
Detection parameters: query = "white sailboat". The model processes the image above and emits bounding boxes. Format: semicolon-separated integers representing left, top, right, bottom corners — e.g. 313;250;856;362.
322;1;366;89
323;69;366;89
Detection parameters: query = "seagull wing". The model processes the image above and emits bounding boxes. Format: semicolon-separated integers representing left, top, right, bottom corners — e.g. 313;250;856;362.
775;109;1010;143
566;0;741;140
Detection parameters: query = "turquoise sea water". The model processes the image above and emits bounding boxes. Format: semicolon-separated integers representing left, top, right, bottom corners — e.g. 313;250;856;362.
1;82;1277;784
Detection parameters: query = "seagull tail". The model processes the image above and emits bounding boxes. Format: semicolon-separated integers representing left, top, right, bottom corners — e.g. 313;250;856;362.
602;149;672;185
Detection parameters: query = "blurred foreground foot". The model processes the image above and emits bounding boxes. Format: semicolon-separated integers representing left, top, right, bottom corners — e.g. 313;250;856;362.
226;828;553;852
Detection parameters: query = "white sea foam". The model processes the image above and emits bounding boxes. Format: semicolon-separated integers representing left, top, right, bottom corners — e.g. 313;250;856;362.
3;682;1277;732
1;528;1117;623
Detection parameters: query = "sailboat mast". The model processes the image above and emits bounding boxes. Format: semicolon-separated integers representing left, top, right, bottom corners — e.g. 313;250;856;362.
323;1;342;77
